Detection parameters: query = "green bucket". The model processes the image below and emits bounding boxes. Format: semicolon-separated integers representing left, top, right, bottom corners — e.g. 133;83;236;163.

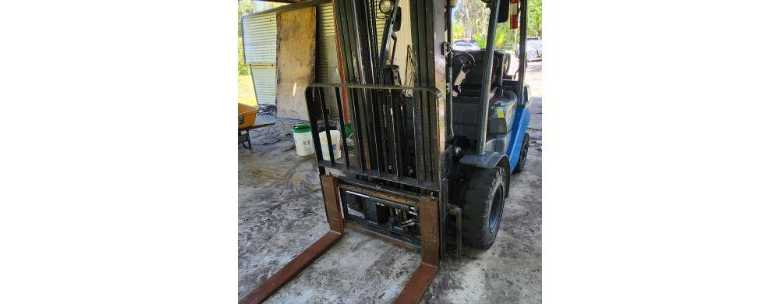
293;123;311;134
344;123;353;138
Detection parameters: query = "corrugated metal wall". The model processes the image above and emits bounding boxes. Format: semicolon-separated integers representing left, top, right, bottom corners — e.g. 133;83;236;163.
243;13;277;105
250;66;277;106
317;3;338;84
316;3;340;111
243;13;277;64
240;2;393;106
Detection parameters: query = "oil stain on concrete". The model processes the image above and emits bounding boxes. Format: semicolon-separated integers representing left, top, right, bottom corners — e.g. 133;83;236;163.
239;80;541;303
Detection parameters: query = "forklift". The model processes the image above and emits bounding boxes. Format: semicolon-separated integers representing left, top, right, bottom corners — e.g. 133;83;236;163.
242;0;532;302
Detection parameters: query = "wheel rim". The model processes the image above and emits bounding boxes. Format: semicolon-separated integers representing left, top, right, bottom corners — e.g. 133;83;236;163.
488;185;505;234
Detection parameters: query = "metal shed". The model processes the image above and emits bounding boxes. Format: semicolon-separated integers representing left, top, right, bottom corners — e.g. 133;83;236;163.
243;12;277;106
242;2;341;107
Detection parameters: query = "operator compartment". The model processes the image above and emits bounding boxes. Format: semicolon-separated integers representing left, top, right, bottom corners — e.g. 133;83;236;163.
451;49;520;154
452;50;510;97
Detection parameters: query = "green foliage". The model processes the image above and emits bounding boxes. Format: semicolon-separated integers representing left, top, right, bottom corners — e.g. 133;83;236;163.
475;36;486;48
452;23;465;40
495;23;513;49
238;0;255;76
453;0;489;42
238;0;255;37
452;0;542;52
238;36;248;75
527;0;542;37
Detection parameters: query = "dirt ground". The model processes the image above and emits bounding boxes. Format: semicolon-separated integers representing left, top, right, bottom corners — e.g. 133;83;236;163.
238;62;542;303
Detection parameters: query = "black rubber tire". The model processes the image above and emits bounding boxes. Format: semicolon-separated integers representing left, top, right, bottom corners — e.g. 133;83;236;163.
461;166;507;250
513;133;530;174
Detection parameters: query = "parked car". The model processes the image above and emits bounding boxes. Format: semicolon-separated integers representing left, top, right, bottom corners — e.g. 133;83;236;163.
525;38;542;61
452;40;481;52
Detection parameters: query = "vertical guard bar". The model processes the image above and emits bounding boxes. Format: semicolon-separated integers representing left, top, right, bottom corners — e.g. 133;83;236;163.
348;88;366;171
477;0;502;154
319;88;336;165
359;88;374;171
445;0;454;141
390;89;402;178
334;86;350;169
410;0;430;185
369;88;383;175
306;88;324;163
372;88;385;175
412;93;425;183
381;89;393;175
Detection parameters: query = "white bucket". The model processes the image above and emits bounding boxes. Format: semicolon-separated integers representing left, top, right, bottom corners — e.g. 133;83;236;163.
292;125;314;156
319;130;342;161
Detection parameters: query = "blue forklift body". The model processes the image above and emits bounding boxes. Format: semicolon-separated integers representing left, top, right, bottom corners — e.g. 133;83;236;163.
507;104;531;172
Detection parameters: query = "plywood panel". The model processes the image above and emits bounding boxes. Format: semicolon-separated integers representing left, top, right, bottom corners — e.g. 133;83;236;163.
275;7;316;120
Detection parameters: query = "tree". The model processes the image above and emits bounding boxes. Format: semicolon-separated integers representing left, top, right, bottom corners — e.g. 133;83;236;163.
238;0;256;37
453;0;489;43
527;0;542;37
238;0;256;75
452;0;542;52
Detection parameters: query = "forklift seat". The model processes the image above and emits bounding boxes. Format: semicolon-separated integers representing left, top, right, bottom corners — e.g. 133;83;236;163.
453;50;510;97
451;89;518;153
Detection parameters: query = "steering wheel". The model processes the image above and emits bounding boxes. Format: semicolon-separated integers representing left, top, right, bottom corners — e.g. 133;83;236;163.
453;52;476;73
452;52;476;96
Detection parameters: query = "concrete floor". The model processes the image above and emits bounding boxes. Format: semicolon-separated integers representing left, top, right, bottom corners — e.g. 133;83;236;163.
239;63;542;303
